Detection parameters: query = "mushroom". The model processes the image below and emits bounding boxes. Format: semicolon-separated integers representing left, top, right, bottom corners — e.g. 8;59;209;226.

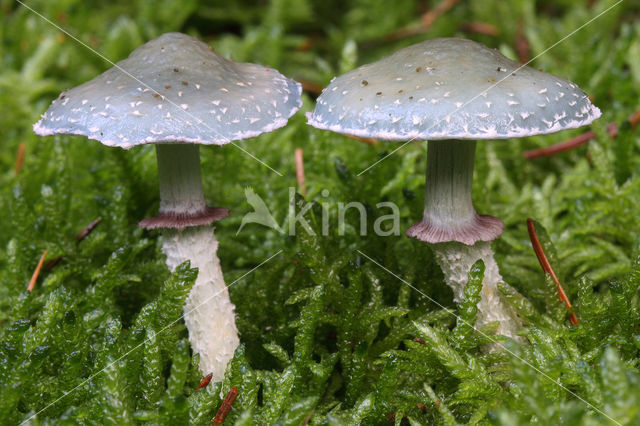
34;32;302;380
307;38;600;337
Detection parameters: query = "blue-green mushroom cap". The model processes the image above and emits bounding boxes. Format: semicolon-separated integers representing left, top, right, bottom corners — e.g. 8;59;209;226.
34;32;302;148
307;38;600;140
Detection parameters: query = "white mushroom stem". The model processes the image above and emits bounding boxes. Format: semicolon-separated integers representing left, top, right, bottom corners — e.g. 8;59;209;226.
406;140;520;338
432;241;522;339
162;227;240;381
156;144;207;217
153;143;239;379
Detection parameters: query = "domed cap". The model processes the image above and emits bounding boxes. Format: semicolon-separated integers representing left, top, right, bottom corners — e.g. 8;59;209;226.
34;32;302;149
307;38;600;141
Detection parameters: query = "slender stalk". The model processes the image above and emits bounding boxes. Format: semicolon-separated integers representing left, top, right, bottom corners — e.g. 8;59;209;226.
145;143;238;379
424;139;476;228
406;140;503;245
140;143;228;230
156;143;207;217
407;140;521;340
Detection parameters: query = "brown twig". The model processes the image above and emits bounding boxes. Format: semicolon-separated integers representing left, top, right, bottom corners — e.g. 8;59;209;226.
460;21;499;36
27;249;48;292
299;80;324;95
383;0;461;43
524;122;617;159
295;148;307;196
524;108;640;159
380;26;426;43
341;133;378;145
212;386;238;425
195;373;213;391
301;409;315;426
76;217;102;241
44;256;62;271
422;0;461;27
387;413;408;422
515;20;530;64
297;37;313;52
629;108;640;127
526;219;578;325
41;217;102;273
15;142;26;176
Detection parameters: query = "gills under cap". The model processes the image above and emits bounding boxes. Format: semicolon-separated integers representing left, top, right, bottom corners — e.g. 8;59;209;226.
307;38;600;141
34;32;302;148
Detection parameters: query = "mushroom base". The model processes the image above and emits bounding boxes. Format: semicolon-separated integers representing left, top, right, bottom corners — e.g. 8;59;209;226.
162;227;240;380
432;241;523;341
406;214;504;246
139;206;230;230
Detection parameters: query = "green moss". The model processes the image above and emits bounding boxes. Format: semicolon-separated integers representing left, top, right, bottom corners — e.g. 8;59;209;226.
2;0;640;424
